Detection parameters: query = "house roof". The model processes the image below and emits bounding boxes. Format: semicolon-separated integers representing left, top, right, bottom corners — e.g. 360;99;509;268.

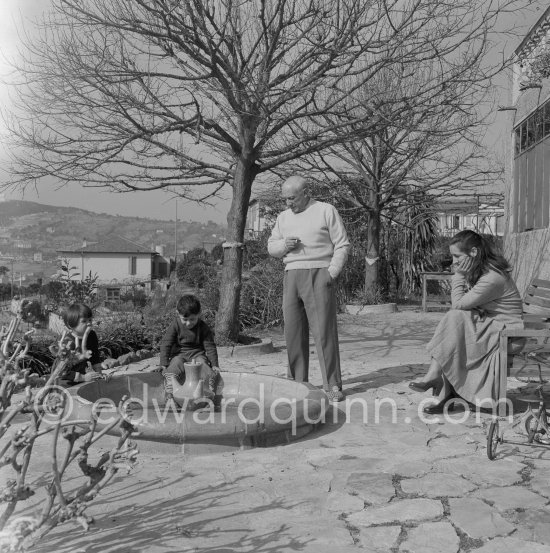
434;197;504;214
515;5;550;59
57;235;156;254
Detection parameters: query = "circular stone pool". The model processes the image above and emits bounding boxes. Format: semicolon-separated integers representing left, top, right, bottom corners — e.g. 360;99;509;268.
66;372;329;455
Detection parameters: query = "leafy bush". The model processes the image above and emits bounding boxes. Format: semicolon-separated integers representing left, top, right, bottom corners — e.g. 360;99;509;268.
120;287;148;308
95;313;169;359
197;273;220;329
239;258;284;328
24;334;57;376
43;260;100;313
20;299;48;325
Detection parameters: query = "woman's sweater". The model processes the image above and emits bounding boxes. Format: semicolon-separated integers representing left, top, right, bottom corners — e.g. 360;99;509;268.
451;269;523;325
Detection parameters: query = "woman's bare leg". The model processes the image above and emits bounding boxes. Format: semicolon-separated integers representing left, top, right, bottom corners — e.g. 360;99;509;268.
435;376;452;401
412;357;442;384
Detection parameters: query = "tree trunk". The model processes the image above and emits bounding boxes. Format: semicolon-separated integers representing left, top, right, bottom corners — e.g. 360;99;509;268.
364;208;381;299
364;167;381;299
215;159;257;344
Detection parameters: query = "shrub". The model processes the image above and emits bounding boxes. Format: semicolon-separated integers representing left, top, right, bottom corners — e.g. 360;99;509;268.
95;313;167;359
24;334;57;376
0;319;137;550
184;262;218;289
20;299;48;325
239;258;284;329
197;273;220;329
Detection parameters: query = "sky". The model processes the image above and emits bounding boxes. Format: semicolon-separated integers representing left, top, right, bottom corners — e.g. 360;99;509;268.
0;0;547;223
0;0;231;224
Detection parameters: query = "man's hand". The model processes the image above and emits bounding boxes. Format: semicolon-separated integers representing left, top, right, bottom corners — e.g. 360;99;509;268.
152;365;166;373
285;236;301;251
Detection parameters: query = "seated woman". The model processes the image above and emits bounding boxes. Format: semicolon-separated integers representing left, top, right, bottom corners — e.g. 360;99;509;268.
410;230;524;414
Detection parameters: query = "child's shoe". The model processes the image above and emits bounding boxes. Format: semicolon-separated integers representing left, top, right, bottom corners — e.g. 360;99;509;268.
208;368;220;396
164;373;182;409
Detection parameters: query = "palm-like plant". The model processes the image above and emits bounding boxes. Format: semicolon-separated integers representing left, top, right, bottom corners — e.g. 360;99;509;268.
388;193;439;295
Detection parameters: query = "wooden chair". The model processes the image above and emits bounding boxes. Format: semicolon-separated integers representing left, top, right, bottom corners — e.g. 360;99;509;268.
498;278;550;415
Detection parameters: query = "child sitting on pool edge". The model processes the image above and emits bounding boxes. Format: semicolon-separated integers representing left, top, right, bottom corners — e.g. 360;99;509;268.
59;302;104;387
158;294;220;404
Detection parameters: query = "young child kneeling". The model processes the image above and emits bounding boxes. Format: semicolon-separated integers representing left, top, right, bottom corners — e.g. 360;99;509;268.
158;294;220;403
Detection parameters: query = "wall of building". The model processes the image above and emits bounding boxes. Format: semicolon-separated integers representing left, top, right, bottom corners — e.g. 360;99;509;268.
504;228;550;295
505;108;550;295
504;13;550;296
61;253;153;283
245;200;267;237
152;255;171;279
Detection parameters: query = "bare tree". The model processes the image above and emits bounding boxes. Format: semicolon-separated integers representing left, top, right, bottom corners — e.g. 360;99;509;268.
3;0;523;340
294;28;515;296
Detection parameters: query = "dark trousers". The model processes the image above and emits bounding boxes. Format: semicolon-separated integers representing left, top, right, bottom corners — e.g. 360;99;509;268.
283;268;342;391
165;354;211;384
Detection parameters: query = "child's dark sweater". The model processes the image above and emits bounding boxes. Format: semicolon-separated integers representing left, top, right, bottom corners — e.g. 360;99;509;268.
159;318;219;367
59;329;101;386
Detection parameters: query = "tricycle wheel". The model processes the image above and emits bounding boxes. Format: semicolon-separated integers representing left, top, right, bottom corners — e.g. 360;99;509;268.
525;413;542;443
487;419;500;460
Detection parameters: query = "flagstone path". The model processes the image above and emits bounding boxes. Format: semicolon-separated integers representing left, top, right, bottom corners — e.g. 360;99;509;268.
15;309;550;552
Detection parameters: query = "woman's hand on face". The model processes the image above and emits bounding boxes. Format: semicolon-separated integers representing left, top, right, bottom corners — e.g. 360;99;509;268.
454;255;474;275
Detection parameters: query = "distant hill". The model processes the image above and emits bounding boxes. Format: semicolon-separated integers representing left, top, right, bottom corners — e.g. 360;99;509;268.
0;200;227;262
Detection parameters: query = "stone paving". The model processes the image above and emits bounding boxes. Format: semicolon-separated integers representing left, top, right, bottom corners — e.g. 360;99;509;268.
13;309;550;552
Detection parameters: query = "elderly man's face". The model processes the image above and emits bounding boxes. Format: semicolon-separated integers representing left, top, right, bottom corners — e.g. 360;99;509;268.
282;185;309;213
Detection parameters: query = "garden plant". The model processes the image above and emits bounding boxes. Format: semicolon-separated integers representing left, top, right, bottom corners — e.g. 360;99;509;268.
0;313;138;552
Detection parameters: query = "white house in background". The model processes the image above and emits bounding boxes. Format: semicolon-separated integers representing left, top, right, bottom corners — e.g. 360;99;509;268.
245;199;267;238
57;236;171;301
435;197;504;237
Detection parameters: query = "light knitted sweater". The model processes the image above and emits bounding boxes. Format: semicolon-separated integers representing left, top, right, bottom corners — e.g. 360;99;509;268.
451;269;523;327
267;199;350;278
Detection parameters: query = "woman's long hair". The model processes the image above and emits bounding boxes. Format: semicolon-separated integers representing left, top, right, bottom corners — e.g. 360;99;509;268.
449;230;510;286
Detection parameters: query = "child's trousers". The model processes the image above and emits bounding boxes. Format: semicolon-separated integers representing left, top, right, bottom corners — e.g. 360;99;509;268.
164;354;213;384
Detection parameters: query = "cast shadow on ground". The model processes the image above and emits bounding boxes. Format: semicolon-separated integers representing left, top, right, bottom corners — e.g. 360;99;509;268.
337;318;438;347
490;440;550;462
31;473;317;553
275;315;438;360
341;364;427;399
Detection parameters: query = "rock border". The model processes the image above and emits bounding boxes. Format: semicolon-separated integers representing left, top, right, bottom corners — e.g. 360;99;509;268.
218;338;275;358
345;303;397;315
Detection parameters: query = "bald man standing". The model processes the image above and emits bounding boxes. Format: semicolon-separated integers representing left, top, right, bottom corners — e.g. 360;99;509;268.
268;176;350;403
